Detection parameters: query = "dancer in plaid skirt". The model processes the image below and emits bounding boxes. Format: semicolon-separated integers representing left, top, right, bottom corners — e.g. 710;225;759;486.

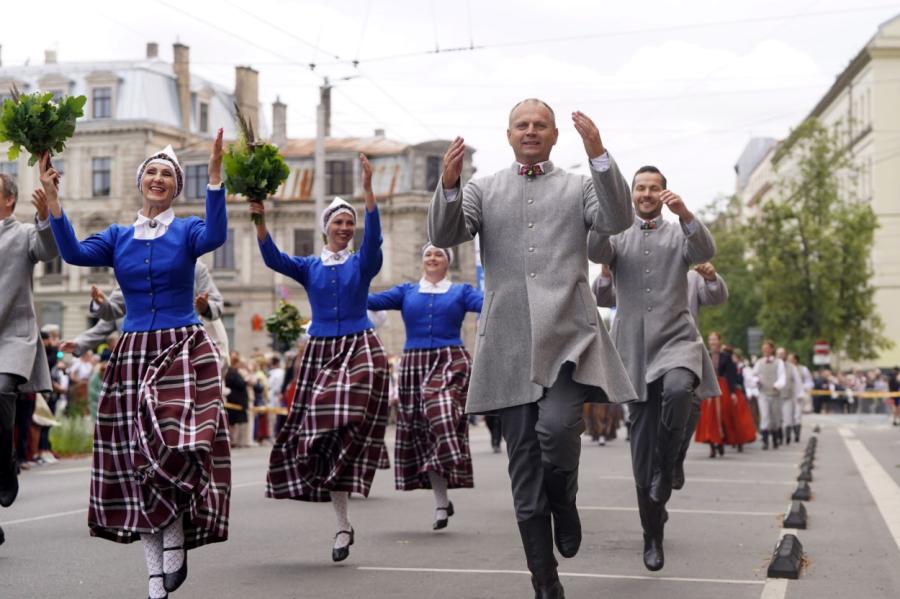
41;131;229;599
252;153;389;563
368;243;483;530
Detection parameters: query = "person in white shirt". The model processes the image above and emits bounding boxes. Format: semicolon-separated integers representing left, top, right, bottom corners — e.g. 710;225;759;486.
751;341;786;450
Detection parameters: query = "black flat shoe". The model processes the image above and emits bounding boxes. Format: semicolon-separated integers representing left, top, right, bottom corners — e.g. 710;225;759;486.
162;546;187;593
148;573;168;599
433;501;455;530
332;528;354;562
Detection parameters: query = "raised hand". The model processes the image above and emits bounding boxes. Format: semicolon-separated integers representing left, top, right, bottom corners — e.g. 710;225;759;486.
195;292;210;315
694;262;717;281
441;137;465;189
38;153;61;208
31;188;49;221
661;190;692;222
571;111;605;159
58;340;77;354
90;285;107;306
209;128;224;186
360;153;374;194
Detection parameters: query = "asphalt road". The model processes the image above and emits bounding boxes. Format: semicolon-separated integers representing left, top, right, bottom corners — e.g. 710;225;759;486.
1;415;899;599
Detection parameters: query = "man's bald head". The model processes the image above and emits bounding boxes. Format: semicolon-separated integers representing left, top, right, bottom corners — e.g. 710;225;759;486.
508;98;556;127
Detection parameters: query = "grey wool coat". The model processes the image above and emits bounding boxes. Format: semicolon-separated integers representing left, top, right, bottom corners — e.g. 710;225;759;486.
428;157;638;413
592;215;717;402
0;216;59;392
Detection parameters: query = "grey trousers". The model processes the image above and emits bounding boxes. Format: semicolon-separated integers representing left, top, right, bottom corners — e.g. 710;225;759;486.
499;362;590;521
629;368;696;490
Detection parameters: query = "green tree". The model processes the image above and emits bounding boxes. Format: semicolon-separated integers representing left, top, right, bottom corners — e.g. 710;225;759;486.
698;194;761;354
749;118;890;362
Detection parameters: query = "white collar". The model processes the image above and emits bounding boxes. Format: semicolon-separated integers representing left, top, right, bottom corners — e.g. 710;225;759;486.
134;207;175;228
418;277;452;294
321;246;352;265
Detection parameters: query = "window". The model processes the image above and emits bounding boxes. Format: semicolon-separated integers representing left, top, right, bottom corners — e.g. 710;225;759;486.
92;86;112;118
222;314;236;353
185;164;207;200
199;102;209;133
214;228;236;270
38;301;63;330
49;89;65;102
326;159;354;195
426;155;442;190
0;161;17;177
90;265;110;274
294;228;315;256
44;256;63;276
92;157;111;197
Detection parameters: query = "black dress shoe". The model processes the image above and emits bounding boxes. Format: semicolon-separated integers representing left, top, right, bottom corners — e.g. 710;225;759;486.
433;501;455;530
332;528;355;562
162;546;187;592
531;576;566;599
671;461;685;491
148;573;168;599
643;533;664;571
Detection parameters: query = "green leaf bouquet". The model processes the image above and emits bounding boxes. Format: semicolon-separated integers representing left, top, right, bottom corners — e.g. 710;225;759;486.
265;300;307;351
0;84;86;166
223;103;290;224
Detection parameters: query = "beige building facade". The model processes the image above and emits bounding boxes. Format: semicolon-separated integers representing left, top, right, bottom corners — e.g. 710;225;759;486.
1;44;477;359
735;14;900;366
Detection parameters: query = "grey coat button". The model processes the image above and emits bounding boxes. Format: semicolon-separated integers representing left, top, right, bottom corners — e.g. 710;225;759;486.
528;222;534;228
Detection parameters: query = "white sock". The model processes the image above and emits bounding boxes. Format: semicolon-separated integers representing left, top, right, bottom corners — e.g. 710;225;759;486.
141;532;166;599
162;518;185;574
331;491;352;549
428;471;450;519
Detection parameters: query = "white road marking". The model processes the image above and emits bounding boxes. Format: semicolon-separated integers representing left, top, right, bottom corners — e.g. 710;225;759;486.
2;508;87;526
760;578;788;599
358;566;764;585
593;475;794;485
839;426;900;554
580;506;776;517
685;460;797;469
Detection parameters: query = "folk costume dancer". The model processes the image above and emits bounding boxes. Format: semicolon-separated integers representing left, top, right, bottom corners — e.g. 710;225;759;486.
429;100;635;599
43;133;230;599
751;341;786;450
697;332;756;455
776;347;804;446
593;165;716;571
0;172;59;549
788;354;812;441
367;244;484;530
256;154;390;563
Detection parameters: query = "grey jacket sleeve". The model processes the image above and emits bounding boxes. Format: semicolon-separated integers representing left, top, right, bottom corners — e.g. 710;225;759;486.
72;318;118;356
195;261;224;321
95;288;126;322
583;154;634;236
682;219;716;266
697;273;729;307
427;180;483;248
592;275;617;308
28;221;60;264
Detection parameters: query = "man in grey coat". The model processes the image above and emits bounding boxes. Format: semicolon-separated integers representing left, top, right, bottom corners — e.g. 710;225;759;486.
592;165;716;571
429;99;635;599
0;173;59;511
61;261;225;357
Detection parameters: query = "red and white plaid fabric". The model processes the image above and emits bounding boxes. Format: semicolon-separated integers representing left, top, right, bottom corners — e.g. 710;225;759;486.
266;330;390;502
89;325;230;549
394;346;474;490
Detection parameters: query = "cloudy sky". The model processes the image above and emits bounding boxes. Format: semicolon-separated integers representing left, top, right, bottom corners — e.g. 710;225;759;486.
2;0;898;209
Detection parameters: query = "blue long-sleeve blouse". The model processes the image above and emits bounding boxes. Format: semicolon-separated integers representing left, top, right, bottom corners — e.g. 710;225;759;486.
368;282;483;350
258;206;383;338
48;187;227;332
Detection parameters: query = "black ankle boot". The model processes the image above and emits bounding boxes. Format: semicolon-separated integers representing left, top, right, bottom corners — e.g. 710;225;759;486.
543;465;581;558
0;391;19;508
636;488;666;571
784;427;792;445
761;430;769;450
772;429;780;449
708;443;716;458
794;425;801;443
517;516;565;599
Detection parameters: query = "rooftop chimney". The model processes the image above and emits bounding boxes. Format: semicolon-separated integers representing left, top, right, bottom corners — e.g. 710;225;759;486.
146;42;159;59
173;43;191;132
374;128;385;138
44;50;57;65
272;97;287;146
234;66;260;135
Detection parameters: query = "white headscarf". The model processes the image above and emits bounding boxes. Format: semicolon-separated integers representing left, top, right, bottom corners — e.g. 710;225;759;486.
422;242;453;265
136;145;185;199
320;197;357;234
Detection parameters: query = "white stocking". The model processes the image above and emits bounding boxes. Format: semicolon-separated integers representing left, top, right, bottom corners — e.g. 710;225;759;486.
141;532;166;599
162;518;185;574
331;491;352;549
428;471;450;520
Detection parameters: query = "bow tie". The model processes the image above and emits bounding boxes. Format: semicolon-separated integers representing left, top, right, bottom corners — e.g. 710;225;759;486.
640;221;657;230
519;164;544;178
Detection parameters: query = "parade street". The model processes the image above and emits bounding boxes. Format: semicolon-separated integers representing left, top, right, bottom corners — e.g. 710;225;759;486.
2;415;898;599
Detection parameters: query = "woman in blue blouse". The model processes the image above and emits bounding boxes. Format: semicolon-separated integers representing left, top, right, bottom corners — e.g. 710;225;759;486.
368;244;483;530
252;154;389;563
38;133;229;599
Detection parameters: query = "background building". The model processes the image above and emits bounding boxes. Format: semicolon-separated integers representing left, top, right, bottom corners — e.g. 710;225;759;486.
0;43;477;358
735;14;900;366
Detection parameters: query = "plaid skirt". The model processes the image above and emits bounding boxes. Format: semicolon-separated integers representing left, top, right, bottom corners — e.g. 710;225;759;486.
90;326;231;549
395;346;474;491
266;330;390;502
